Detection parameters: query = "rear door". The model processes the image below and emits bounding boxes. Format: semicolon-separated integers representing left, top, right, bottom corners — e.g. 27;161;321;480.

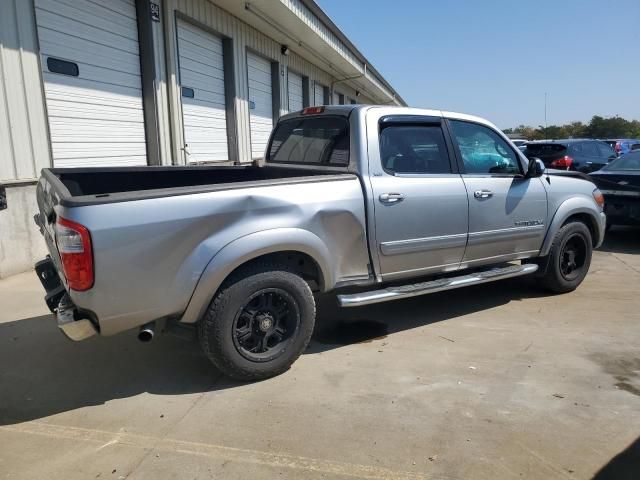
448;119;548;265
368;116;469;279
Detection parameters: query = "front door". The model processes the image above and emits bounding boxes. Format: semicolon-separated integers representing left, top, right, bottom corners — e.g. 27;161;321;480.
369;118;469;280
447;119;548;266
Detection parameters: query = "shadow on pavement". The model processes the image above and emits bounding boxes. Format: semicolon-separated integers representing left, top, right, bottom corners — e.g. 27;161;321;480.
597;226;640;255
593;436;640;480
0;315;228;426
310;275;547;351
0;275;547;425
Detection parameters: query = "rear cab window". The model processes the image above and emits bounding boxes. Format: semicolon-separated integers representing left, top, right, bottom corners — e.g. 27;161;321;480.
267;116;349;166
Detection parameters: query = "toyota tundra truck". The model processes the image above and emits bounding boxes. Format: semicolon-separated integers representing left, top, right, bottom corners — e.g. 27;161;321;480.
34;105;606;380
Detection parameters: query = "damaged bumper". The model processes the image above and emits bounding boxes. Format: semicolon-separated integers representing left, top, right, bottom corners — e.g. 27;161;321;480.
35;257;98;341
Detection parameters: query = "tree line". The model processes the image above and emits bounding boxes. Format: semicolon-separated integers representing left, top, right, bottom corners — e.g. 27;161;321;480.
503;116;640;140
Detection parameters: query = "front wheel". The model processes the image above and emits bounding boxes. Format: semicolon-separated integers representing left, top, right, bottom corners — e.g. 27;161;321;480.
537;221;593;293
199;263;316;381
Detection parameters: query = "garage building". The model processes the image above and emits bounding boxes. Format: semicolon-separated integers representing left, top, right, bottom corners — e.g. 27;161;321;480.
0;0;405;277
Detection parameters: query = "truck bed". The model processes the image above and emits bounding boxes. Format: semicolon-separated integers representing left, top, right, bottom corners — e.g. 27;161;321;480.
43;165;353;207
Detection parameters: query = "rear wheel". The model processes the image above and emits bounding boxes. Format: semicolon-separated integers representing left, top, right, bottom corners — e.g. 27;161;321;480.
537;221;592;293
199;263;315;381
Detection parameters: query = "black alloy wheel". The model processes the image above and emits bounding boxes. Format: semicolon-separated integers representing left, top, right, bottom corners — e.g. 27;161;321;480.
232;288;300;362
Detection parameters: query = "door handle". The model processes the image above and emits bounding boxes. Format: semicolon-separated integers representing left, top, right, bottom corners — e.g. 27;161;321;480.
379;193;405;204
473;190;493;199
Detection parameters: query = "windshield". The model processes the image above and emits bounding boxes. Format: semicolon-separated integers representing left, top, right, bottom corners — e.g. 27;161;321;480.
267;116;350;166
604;152;640;171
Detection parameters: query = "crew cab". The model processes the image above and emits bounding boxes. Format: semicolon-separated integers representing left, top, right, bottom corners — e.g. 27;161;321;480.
34;106;606;380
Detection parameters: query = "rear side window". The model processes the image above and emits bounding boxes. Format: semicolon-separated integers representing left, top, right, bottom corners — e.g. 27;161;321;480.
379;125;452;174
267;116;349;166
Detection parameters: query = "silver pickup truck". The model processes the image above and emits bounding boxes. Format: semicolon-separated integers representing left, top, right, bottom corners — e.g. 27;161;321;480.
34;105;606;380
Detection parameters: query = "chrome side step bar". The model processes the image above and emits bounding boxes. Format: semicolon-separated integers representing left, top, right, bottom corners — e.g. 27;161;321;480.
337;263;538;308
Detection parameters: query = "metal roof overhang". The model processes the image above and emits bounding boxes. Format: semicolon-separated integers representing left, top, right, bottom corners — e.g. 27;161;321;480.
209;0;406;105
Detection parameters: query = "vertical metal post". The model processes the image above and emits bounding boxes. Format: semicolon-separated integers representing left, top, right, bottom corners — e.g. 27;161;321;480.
135;0;162;166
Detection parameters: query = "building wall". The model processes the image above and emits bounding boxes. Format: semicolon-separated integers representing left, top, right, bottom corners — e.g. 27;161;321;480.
0;0;49;278
0;0;51;181
0;0;393;277
162;0;364;164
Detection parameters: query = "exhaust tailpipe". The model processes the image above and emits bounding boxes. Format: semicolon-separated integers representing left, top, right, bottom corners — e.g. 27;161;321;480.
138;322;155;343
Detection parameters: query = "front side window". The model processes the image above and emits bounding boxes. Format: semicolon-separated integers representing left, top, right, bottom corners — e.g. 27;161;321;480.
267;116;349;166
449;120;521;175
379;125;452;174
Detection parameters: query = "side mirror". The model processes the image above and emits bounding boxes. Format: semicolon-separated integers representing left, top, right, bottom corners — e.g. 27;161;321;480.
526;157;545;178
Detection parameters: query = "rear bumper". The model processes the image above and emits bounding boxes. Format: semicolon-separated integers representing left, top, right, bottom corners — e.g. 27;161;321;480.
35;257;98;341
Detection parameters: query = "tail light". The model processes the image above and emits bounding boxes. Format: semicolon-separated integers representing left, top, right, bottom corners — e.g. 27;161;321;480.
550;155;573;169
55;217;94;291
614;142;621;154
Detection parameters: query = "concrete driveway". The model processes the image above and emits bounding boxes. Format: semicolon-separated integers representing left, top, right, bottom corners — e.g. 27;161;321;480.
1;228;639;480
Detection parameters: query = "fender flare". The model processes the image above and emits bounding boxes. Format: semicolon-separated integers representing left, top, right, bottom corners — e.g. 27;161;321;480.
179;228;335;324
539;197;605;257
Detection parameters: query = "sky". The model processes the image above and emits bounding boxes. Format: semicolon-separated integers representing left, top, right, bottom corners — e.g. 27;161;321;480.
316;0;640;129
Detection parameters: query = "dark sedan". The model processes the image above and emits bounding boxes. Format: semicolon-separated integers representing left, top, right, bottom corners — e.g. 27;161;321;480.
524;139;617;173
589;151;640;228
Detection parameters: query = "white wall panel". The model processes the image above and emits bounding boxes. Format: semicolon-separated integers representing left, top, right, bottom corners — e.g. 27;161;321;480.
164;0;337;164
0;0;51;181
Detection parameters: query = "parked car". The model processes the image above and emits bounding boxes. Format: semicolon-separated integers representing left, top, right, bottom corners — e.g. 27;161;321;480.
511;139;528;148
589;151;640;229
604;139;640;157
34;106;606;380
524;139;617;173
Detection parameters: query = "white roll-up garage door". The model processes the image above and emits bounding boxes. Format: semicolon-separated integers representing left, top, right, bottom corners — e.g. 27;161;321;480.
287;70;303;113
247;52;273;160
34;0;147;167
314;82;325;106
176;19;228;163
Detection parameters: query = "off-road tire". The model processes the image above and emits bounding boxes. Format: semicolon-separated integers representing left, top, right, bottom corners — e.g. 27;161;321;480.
198;263;315;381
537;221;593;293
